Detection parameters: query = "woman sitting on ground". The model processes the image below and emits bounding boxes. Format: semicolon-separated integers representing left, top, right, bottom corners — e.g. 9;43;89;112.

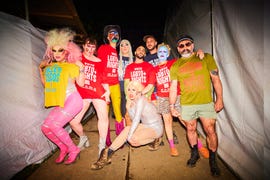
90;80;164;170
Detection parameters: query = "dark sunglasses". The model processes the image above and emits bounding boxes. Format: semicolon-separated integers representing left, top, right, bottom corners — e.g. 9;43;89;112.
52;48;65;53
178;42;192;49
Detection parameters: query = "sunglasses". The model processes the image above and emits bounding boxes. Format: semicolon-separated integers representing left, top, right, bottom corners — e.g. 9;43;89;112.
178;42;192;49
52;48;65;53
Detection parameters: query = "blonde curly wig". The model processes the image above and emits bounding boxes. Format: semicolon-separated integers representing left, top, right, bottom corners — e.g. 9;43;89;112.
43;28;81;63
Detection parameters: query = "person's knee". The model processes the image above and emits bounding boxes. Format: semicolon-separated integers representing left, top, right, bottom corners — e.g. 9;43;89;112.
205;125;216;135
128;137;140;146
69;119;80;128
186;121;197;132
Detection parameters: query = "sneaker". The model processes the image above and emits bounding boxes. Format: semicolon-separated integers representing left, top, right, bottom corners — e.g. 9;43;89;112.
170;147;179;157
199;146;209;159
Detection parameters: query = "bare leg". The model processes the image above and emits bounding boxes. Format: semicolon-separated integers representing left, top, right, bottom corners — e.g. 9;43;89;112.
93;99;109;155
70;100;90;149
128;124;158;146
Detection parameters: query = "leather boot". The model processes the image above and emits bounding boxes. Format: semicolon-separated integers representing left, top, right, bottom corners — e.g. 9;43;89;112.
187;144;200;167
148;137;161;151
91;148;110;170
209;150;221;177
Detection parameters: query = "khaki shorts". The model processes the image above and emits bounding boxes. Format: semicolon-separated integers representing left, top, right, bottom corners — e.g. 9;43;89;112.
181;102;217;121
157;95;181;114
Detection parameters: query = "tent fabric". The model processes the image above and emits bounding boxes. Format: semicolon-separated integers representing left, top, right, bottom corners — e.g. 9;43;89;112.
0;12;56;180
164;0;267;179
264;1;270;179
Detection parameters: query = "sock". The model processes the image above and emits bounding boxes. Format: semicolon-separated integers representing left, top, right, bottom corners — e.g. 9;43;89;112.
197;139;203;149
108;148;114;157
169;139;175;148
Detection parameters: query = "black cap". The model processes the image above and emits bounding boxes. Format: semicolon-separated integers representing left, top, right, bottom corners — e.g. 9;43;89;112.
176;34;194;45
103;25;121;45
143;35;156;42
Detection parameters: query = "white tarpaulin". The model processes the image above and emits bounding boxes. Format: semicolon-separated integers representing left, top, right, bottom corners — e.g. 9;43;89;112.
0;12;56;180
164;0;267;179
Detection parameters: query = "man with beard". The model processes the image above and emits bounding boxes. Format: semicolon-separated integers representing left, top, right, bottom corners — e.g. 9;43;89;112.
124;46;156;100
169;34;224;177
143;35;173;67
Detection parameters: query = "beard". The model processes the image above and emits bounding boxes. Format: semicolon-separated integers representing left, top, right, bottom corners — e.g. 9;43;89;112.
180;49;192;58
135;54;144;59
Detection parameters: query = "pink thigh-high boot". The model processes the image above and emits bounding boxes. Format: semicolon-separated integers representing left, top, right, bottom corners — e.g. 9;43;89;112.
41;115;68;164
41;91;83;165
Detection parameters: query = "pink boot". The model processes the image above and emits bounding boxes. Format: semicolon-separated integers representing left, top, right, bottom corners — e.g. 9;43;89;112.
115;118;125;136
55;146;68;164
64;147;80;165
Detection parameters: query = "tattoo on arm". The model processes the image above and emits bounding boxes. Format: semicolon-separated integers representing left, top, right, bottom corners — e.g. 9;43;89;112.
211;70;219;76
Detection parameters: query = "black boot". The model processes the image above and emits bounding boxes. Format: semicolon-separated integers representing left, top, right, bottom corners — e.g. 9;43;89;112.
209;150;221;177
187;144;200;167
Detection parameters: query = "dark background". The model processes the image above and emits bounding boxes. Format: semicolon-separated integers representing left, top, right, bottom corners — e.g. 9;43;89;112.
1;0;177;49
73;0;176;49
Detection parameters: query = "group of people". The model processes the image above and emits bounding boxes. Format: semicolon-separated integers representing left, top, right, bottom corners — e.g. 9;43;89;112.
39;25;223;177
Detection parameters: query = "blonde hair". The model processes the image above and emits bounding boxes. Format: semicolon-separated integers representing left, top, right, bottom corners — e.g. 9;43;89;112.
127;81;144;93
43;28;81;63
118;39;133;79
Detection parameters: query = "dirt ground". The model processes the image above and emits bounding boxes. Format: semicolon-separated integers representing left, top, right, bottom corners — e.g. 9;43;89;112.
26;114;239;180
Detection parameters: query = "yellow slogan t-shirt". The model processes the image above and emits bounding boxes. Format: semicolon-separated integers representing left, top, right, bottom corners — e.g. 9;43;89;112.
43;62;79;107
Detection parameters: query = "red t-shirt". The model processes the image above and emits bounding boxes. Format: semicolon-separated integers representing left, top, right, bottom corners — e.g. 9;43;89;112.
97;44;119;85
155;59;180;97
124;61;156;87
76;55;107;100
